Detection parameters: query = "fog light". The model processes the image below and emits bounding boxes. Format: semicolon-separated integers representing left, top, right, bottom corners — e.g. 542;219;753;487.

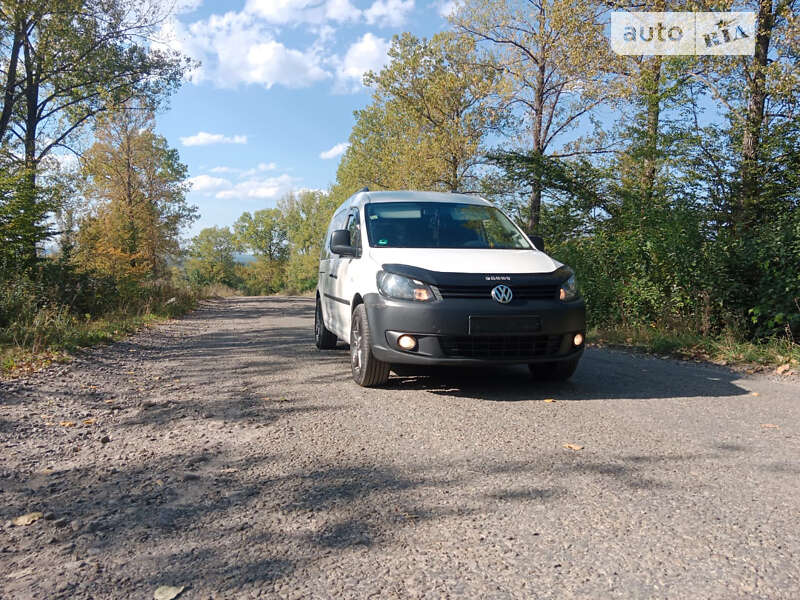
397;335;417;350
573;333;584;346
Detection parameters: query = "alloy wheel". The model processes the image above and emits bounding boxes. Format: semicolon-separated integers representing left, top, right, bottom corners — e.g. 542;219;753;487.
350;316;363;376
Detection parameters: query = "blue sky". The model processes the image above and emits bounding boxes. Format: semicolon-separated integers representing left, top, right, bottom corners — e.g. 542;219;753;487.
153;0;455;237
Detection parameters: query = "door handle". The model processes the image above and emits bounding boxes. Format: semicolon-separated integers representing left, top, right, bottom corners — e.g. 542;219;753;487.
329;273;338;279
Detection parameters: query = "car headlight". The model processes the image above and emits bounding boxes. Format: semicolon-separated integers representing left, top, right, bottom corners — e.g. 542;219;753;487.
377;271;435;302
559;269;579;301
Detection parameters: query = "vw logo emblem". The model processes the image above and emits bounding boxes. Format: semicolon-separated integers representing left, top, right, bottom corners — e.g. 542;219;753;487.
491;284;513;304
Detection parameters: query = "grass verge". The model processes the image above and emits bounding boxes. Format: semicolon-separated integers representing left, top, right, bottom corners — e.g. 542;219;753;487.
1;290;201;379
589;325;800;373
0;313;166;378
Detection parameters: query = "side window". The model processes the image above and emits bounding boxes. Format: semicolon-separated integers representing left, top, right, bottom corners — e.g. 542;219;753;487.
322;210;348;259
346;209;361;254
321;224;333;260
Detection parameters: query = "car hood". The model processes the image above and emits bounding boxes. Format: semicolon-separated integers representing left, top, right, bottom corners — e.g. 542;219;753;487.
366;247;562;274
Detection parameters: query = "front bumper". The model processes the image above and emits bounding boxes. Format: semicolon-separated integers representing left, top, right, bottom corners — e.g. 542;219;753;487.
364;292;585;366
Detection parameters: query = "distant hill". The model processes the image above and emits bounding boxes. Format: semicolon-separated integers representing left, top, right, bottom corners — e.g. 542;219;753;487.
234;253;257;265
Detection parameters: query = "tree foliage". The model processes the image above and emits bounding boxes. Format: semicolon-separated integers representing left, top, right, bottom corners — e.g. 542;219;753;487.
334;32;500;200
74;107;196;283
451;0;625;233
233;209;288;262
278;190;339;292
185;226;238;288
0;0;190;272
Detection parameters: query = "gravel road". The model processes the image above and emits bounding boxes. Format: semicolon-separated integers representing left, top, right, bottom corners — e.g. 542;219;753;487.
1;296;799;599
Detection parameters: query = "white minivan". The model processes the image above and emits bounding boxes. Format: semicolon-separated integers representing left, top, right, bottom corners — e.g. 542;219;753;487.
315;190;586;387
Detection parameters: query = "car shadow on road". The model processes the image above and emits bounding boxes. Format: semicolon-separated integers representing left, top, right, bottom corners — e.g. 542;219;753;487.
385;347;752;401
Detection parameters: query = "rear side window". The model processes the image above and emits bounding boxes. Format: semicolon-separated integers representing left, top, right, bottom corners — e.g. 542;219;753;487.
321;210;348;259
346;209;361;252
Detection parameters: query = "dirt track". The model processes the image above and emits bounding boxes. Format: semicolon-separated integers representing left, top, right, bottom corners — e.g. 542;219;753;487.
1;296;799;599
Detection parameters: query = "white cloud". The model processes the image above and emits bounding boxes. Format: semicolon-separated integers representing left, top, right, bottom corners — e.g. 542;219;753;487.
154;0;409;92
335;33;390;92
206;163;279;178
319;142;349;159
245;40;330;89
244;0;315;24
241;162;278;177
216;174;299;200
244;0;361;24
180;132;248;146
189;174;231;193
154;12;331;88
157;10;331;89
325;0;362;22
189;167;298;201
436;0;457;18
364;0;415;27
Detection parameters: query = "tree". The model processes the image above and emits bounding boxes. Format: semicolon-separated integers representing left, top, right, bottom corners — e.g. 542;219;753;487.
451;0;623;233
74;107;196;281
233;209;288;261
702;0;800;227
278;190;338;292
334;32;500;197
0;0;190;266
0;169;51;277
185;226;238;288
235;257;286;296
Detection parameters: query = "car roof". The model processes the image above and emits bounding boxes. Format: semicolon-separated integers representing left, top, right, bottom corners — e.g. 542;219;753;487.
338;190;492;213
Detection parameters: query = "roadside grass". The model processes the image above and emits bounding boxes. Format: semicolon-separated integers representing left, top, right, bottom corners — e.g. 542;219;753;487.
0;288;199;379
199;283;240;298
589;325;800;372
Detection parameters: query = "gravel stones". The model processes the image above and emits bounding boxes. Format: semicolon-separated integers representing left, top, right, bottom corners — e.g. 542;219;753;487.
1;297;799;599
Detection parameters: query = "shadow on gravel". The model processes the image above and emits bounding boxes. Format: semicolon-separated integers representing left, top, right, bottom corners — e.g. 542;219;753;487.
187;296;314;321
385;349;751;402
2;441;750;596
0;416;14;434
3;455;471;593
123;396;344;428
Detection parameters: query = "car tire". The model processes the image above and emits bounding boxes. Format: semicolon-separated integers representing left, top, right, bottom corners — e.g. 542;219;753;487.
350;304;390;387
314;295;338;349
528;356;581;381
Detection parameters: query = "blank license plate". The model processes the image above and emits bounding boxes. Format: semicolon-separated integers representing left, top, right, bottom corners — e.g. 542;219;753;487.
469;316;542;335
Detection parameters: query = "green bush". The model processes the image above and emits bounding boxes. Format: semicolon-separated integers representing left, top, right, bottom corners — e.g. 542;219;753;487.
1;260;198;357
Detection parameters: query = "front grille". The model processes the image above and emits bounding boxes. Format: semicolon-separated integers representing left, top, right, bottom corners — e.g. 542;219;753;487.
440;334;563;360
436;284;559;300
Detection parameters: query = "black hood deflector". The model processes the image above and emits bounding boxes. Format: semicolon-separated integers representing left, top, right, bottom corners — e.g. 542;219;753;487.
380;263;572;286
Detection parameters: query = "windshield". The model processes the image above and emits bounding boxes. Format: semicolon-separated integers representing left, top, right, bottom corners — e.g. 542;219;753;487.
364;202;532;249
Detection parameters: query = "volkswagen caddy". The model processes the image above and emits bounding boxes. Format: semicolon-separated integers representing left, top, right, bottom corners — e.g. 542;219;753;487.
315;190;585;387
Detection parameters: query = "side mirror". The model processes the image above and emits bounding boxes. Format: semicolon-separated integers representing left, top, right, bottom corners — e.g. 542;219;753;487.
330;229;356;256
530;235;545;252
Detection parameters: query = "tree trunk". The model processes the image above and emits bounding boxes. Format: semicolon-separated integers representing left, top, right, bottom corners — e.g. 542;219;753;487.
739;0;773;225
528;174;542;234
528;55;547;234
21;25;40;266
124;126;138;267
0;19;22;142
640;55;662;205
